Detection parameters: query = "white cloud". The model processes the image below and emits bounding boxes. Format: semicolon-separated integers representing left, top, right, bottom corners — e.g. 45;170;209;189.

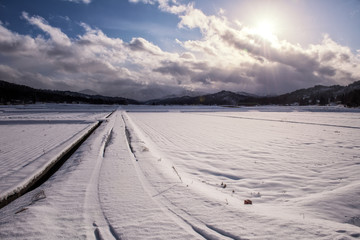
130;0;188;14
129;0;155;4
178;5;209;31
63;0;91;4
22;12;71;46
157;0;188;14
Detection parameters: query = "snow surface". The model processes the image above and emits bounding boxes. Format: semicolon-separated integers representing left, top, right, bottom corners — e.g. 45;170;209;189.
0;104;115;202
0;104;359;239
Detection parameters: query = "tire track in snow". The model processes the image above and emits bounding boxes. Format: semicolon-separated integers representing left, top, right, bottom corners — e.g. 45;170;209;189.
165;205;239;240
94;112;201;239
83;112;121;240
120;113;202;239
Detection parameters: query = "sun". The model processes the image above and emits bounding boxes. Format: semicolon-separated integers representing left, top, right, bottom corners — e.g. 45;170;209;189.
254;19;277;42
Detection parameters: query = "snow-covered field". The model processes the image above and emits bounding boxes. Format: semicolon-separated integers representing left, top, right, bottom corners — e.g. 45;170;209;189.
0;104;359;239
0;104;115;203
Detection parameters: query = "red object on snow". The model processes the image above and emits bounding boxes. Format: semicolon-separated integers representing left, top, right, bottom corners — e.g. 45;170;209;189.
244;199;252;205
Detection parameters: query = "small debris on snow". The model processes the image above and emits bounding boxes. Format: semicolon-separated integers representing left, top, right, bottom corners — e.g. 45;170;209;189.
244;199;252;205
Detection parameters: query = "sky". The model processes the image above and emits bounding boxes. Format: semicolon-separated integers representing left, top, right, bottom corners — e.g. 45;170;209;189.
0;0;360;100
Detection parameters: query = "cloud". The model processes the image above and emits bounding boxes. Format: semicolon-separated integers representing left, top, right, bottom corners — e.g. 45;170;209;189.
129;0;155;4
154;61;194;76
128;37;163;55
63;0;91;4
130;0;189;14
22;12;71;46
0;23;37;54
0;5;359;100
166;2;360;93
0;14;185;100
178;5;209;31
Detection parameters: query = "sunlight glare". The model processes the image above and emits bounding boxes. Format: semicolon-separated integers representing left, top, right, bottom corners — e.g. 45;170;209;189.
255;19;277;42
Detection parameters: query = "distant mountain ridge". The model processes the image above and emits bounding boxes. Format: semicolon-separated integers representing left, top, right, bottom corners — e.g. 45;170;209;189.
262;81;360;107
0;80;139;105
146;81;360;107
145;90;257;106
1;79;360;107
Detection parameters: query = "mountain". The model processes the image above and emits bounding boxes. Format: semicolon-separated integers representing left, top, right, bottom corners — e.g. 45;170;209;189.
147;81;360;107
0;80;139;105
1;79;360;107
145;90;259;106
262;81;360;106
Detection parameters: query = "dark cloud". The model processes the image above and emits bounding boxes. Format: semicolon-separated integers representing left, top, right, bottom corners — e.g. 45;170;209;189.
340;53;350;62
318;66;336;77
180;52;195;59
128;37;162;55
220;29;321;75
153;61;193;76
221;30;257;56
0;25;35;54
128;38;147;51
321;51;336;62
0;40;28;54
191;68;245;85
76;39;93;46
46;46;74;58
